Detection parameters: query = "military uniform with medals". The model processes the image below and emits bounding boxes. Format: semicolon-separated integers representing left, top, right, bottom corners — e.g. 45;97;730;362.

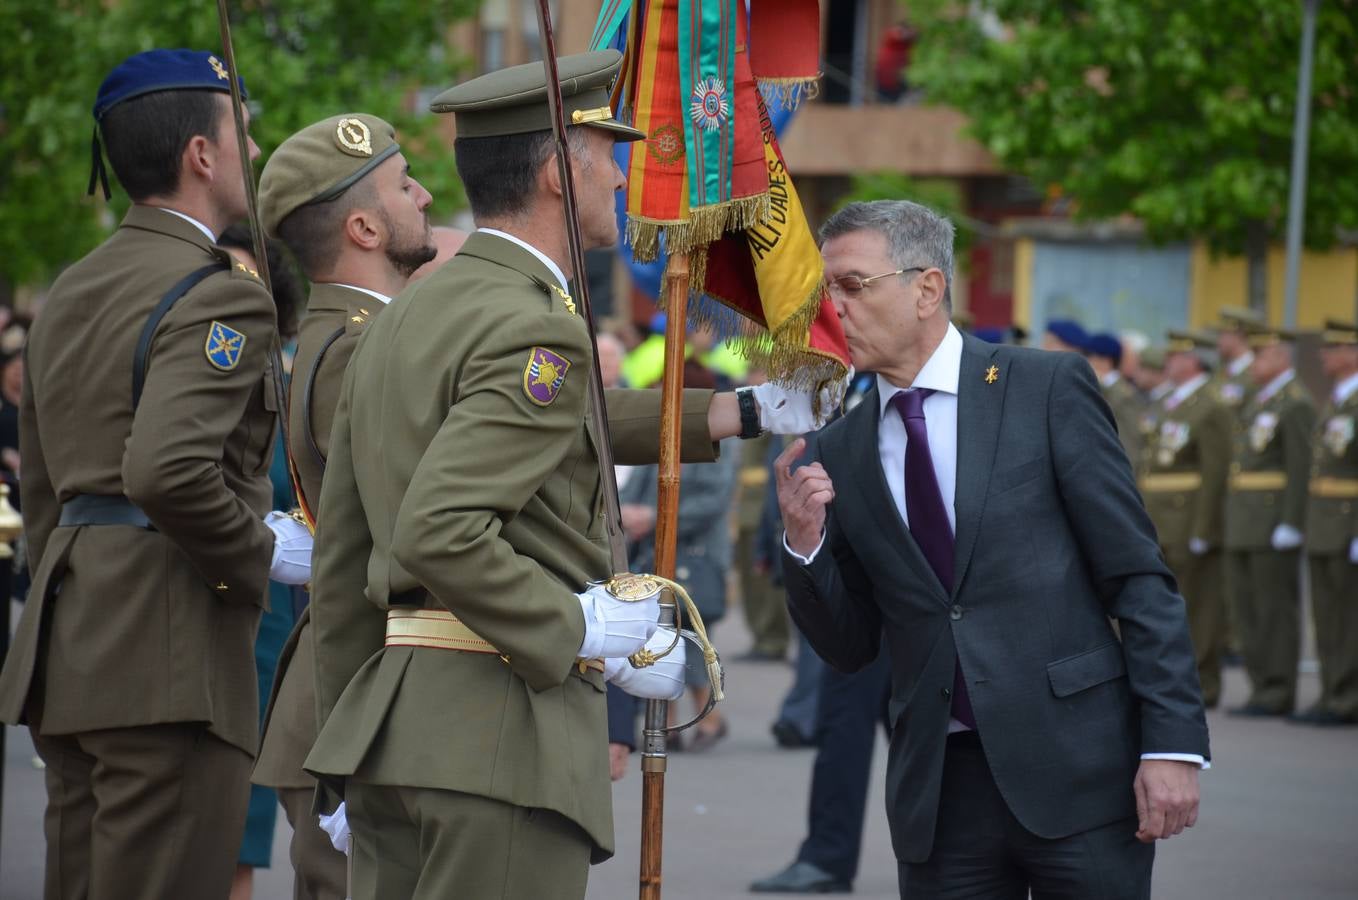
0;51;281;900
304;52;722;899
1223;329;1314;715
1300;320;1358;725
1101;371;1146;470
252;114;406;899
1140;330;1233;706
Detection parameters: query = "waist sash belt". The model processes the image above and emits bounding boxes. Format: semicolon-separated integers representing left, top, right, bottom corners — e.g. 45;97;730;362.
1310;477;1358;498
1229;471;1287;491
59;495;153;529
385;607;606;674
1140;472;1204;493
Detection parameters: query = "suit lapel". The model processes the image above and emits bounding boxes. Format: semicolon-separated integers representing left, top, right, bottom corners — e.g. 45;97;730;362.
845;386;951;604
951;335;1007;597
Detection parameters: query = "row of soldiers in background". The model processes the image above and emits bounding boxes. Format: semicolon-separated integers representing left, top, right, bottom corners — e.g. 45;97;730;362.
989;310;1358;728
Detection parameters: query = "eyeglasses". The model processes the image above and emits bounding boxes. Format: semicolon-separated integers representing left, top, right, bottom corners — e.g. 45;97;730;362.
825;267;925;297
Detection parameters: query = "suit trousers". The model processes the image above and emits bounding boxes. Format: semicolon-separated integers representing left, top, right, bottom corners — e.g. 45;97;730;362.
277;787;349;900
1164;547;1226;707
898;732;1153;900
797;648;892;883
1226;549;1301;712
1308;553;1358;718
33;723;251;900
345;782;592;900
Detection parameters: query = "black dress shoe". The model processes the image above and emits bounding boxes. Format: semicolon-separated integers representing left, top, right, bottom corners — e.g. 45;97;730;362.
749;860;851;894
1227;703;1287;718
770;720;815;749
1288;706;1358;727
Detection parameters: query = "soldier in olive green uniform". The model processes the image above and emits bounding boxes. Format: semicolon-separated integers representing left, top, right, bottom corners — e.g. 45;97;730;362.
0;51;313;900
1086;332;1145;470
1213;307;1261;411
1223;328;1314;716
1296;320;1358;726
1140;330;1233;707
253;113;436;900
303;51;838;899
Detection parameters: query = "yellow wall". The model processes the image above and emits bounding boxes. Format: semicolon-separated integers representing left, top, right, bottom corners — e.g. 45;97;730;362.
1190;244;1357;328
1013;238;1034;331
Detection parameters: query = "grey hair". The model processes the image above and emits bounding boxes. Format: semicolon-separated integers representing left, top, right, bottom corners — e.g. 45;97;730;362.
820;200;955;309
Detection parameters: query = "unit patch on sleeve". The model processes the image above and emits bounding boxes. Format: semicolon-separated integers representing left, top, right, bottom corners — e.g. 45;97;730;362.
523;346;571;406
205;320;247;371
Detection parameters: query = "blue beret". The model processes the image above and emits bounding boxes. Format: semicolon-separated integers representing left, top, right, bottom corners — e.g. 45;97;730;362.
1045;318;1089;349
1086;332;1123;362
973;327;1006;344
94;49;247;121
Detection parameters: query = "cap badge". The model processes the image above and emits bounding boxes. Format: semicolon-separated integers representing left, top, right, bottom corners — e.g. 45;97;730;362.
523;347;571;406
689;77;730;133
208;55;229;81
336;118;373;157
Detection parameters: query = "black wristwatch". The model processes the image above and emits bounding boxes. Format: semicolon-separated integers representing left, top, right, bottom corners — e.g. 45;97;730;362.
736;387;763;440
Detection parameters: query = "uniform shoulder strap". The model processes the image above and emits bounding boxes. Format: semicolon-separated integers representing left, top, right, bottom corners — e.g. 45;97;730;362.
132;261;230;411
301;325;347;467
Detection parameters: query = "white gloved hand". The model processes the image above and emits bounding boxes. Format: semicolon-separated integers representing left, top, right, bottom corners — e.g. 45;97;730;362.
577;583;661;660
748;368;852;435
1270;524;1303;551
604;628;687;701
1350;537;1358;565
265;510;313;585
318;802;351;856
1188;537;1210;557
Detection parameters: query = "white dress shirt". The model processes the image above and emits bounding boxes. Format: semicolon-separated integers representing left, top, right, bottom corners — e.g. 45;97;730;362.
158;207;216;243
1254;369;1294;406
1228;352;1254;379
477;227;568;291
332;283;393;305
1165;372;1211;411
1334;371;1358;406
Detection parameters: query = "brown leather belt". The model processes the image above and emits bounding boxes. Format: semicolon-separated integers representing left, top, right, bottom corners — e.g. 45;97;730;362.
384;605;605;674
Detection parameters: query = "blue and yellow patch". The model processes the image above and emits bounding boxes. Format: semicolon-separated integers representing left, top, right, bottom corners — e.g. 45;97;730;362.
205;320;247;371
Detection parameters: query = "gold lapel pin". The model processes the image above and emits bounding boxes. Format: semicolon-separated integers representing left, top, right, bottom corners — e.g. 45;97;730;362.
984;364;1000;385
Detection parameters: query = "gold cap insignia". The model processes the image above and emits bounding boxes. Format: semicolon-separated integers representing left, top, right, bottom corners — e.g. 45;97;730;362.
208;56;228;81
336;118;373;157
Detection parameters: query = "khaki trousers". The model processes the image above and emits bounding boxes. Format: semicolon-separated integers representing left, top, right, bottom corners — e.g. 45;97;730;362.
737;528;789;657
346;782;592;900
33;723;251;900
1308;553;1358;718
1165;547;1226;707
1226;549;1301;712
278;787;349;900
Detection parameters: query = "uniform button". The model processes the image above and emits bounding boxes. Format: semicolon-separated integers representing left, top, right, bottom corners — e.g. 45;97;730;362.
950;605;963;621
941;687;952;699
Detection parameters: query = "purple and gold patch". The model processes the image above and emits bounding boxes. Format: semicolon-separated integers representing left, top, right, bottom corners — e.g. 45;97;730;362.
523;346;571;406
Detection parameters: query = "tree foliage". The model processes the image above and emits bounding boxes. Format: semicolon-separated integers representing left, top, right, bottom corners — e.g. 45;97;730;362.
907;0;1358;256
0;0;479;288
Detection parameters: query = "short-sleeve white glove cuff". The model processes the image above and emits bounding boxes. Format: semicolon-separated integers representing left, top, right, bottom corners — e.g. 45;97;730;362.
317;802;351;855
265;511;313;585
577;592;607;660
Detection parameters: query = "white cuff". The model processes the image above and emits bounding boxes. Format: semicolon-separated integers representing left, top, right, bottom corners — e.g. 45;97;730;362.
783;530;825;565
576;592;606;660
1270;523;1303;550
1141;752;1210;771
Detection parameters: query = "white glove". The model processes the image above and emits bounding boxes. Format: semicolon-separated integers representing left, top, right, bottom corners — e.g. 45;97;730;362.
577;583;661;660
604;628;687;701
1270;524;1303;551
748;368;852;435
265;510;313;585
1350;537;1358;565
318;802;351;856
1188;537;1210;557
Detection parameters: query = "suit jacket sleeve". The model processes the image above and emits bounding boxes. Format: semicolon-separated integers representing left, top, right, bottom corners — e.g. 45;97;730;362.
310;366;385;735
781;439;882;673
1049;354;1210;757
121;271;276;604
389;309;595;692
17;364;58;572
1281;397;1316;530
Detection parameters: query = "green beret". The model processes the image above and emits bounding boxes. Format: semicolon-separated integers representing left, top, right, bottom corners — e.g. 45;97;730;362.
430;49;643;142
259;113;400;238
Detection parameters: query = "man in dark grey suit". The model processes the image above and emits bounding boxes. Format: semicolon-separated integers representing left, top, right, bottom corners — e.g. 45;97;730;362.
776;200;1209;899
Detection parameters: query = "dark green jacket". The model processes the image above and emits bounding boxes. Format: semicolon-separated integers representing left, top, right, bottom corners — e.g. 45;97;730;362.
1224;373;1315;551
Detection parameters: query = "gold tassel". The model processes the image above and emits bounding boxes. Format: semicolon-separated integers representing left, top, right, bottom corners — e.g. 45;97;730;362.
757;76;822;111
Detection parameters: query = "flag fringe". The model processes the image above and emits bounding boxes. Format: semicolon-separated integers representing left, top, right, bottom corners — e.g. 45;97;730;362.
757;76;821;111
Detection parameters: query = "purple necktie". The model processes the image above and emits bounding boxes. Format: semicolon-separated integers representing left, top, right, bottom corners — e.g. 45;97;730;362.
891;389;976;730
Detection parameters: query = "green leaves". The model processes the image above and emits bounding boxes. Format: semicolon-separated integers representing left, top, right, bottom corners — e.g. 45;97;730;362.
0;0;479;285
908;0;1358;255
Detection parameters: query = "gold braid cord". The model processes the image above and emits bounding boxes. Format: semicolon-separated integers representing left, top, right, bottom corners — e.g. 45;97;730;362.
612;574;725;704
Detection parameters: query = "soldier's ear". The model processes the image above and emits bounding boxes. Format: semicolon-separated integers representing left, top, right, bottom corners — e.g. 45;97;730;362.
344;208;383;252
182;134;214;182
541;150;564;200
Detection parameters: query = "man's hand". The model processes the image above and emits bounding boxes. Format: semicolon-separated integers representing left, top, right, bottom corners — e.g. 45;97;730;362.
265;510;313;585
609;742;630;781
620;503;656;542
775;438;834;558
1133;759;1200;843
749;370;850;435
